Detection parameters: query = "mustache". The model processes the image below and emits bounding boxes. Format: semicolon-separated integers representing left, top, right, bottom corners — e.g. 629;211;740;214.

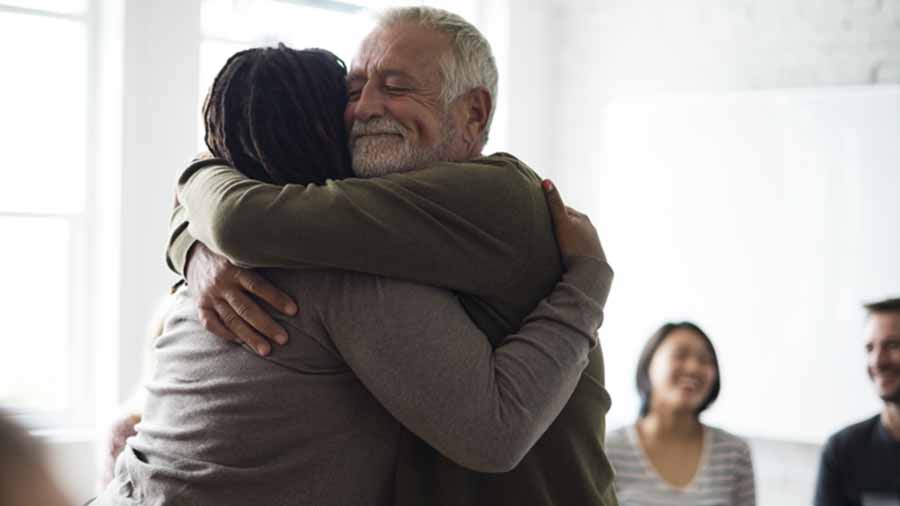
350;118;407;139
869;365;900;376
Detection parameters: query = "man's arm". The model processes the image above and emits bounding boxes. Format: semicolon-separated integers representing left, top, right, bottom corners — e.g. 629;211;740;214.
166;202;196;277
315;254;610;472
172;153;541;295
169;154;557;353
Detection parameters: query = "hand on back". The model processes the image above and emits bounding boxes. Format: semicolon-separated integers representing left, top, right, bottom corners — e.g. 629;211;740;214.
185;242;298;355
542;179;606;263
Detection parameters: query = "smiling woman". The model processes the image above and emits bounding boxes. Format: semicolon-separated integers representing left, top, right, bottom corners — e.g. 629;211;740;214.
606;321;757;506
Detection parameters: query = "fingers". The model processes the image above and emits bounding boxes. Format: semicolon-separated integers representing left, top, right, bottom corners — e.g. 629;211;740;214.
223;290;289;345
565;205;589;220
187;247;292;353
237;270;298;316
211;299;272;356
542;179;567;226
198;306;240;343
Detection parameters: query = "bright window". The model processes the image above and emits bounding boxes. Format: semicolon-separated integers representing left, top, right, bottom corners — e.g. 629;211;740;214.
0;2;90;427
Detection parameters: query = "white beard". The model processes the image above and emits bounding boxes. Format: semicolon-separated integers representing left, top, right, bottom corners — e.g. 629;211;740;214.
349;116;458;177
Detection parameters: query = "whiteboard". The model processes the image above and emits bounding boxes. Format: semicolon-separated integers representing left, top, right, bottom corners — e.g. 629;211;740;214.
593;86;900;443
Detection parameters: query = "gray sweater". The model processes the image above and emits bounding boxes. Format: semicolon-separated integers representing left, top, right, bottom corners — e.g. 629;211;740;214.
97;255;611;506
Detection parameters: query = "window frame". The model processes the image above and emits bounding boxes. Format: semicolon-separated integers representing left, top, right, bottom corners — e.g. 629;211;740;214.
0;1;97;431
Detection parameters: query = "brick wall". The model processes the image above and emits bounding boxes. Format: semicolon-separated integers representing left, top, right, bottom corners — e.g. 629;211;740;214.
554;0;900;93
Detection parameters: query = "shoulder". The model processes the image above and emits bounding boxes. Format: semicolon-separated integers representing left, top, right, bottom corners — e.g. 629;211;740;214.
823;414;881;456
707;425;749;445
414;152;541;191
476;152;543;186
605;425;646;479
705;425;753;461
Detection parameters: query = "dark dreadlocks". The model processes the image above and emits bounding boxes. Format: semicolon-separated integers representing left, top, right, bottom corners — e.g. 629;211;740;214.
203;43;353;185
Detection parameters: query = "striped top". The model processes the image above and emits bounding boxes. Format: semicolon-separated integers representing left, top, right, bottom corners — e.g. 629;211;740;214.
606;424;756;506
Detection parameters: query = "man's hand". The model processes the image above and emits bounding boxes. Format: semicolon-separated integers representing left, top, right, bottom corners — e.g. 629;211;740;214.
186;242;298;355
542;179;606;263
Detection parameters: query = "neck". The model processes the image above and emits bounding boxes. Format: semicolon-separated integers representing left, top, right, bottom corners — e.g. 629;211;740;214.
639;408;702;440
882;402;900;440
452;141;483;163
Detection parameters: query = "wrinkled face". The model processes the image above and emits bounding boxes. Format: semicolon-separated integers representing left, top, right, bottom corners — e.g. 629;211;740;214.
648;329;718;414
345;22;465;177
865;312;900;404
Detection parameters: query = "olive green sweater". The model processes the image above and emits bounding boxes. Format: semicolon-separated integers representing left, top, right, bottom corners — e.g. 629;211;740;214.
168;152;617;506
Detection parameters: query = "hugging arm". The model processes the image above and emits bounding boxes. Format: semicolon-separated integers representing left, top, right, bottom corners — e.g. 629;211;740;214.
318;254;611;472
171;154;538;293
168;154;567;353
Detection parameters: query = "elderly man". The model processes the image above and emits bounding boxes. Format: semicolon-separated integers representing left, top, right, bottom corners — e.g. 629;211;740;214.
814;297;900;506
157;7;616;506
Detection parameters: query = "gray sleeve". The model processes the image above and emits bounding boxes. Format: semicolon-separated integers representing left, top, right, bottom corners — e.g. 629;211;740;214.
313;255;611;473
734;439;757;506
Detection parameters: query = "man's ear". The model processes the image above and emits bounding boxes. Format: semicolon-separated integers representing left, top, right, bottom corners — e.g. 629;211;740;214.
461;87;492;149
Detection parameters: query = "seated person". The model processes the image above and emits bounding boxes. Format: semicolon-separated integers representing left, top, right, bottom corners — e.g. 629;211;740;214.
814;297;900;506
95;44;612;505
606;321;756;505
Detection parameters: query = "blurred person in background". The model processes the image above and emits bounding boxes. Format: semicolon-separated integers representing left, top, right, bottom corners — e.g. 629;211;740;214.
606;321;756;505
0;409;72;506
814;297;900;506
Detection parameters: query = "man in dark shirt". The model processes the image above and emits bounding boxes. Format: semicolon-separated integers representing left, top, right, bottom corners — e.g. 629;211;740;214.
815;297;900;506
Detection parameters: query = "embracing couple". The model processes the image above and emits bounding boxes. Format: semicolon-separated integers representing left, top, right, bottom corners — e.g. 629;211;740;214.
96;6;617;506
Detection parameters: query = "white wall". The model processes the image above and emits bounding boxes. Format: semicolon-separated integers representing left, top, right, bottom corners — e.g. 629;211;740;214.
546;0;900;448
118;0;202;402
596;86;900;442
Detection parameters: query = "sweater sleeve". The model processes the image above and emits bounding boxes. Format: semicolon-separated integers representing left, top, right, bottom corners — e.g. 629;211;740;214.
166;203;196;276
733;439;757;506
314;255;611;472
170;154;544;296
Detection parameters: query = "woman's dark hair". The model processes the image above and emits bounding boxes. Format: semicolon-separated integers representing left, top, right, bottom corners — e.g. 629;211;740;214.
203;43;353;185
635;321;721;418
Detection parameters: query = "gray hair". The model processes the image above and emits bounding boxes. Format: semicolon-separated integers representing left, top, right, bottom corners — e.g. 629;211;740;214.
377;6;498;143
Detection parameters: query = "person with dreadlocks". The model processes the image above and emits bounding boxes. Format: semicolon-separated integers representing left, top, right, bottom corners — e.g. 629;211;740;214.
162;8;618;506
95;37;614;505
201;44;353;186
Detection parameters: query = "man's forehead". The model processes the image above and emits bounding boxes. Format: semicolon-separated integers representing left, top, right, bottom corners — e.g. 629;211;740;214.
865;312;900;342
349;23;449;77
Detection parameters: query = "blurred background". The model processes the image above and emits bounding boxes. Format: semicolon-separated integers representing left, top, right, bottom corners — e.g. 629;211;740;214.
1;0;898;504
